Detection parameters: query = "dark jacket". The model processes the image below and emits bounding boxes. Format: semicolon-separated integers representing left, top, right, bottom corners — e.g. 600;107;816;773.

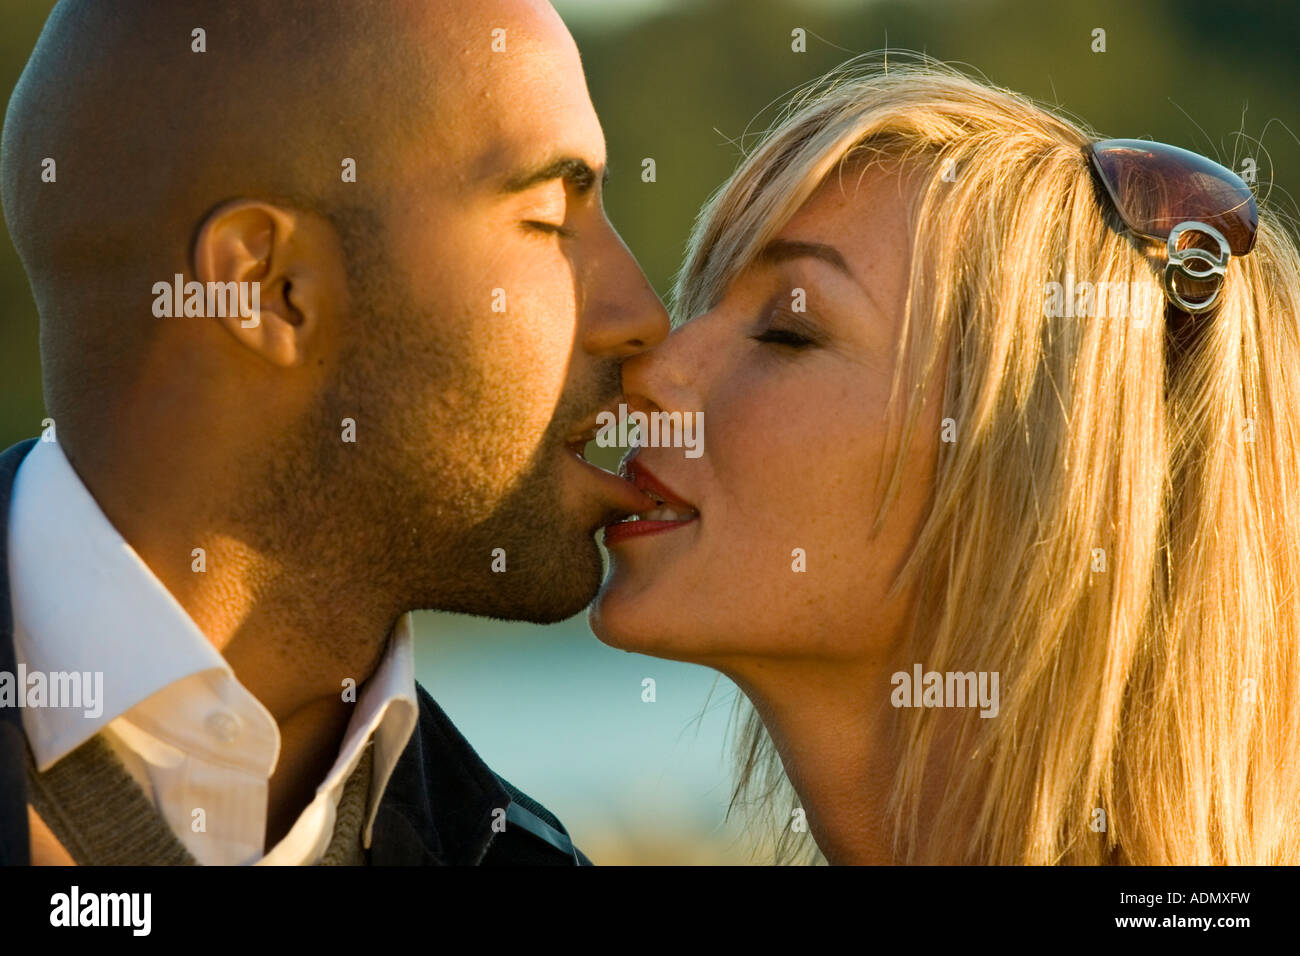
0;438;590;866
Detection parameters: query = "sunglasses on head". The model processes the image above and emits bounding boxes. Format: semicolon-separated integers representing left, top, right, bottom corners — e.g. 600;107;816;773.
1087;138;1258;315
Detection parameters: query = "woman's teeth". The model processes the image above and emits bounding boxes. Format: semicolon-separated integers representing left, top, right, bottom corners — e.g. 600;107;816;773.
624;492;697;522
631;504;696;522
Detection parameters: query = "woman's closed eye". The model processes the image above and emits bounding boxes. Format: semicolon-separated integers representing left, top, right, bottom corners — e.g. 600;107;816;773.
753;327;815;348
752;304;825;348
750;299;825;350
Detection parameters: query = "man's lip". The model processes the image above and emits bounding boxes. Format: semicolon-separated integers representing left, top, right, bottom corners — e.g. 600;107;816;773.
564;400;623;449
619;456;697;512
568;450;656;515
558;416;654;515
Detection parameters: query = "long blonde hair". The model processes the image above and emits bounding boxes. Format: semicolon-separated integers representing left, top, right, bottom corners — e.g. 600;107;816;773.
678;54;1300;864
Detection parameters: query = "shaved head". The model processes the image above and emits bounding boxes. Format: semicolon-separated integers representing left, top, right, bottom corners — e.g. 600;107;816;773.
1;0;440;414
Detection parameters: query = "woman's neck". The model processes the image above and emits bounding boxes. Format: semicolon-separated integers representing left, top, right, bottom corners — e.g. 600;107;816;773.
729;660;904;865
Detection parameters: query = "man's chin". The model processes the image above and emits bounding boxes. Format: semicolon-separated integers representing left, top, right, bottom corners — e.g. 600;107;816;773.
430;531;604;624
517;539;604;623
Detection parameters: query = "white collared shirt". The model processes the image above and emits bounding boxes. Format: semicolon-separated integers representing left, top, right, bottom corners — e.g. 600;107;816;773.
7;435;419;865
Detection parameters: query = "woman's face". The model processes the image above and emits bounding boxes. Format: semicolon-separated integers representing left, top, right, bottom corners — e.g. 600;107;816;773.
590;164;946;675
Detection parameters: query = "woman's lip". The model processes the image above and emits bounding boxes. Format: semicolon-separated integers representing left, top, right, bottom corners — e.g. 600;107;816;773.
602;516;697;547
620;457;697;512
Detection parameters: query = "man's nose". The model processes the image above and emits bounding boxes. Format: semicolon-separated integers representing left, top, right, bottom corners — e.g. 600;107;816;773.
581;231;670;358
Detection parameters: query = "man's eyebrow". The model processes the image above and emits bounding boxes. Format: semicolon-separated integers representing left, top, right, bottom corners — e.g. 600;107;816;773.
757;239;853;276
501;156;607;194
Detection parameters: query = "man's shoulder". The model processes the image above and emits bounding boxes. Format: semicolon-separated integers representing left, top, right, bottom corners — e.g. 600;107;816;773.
372;681;592;865
488;771;594;866
0;439;39;865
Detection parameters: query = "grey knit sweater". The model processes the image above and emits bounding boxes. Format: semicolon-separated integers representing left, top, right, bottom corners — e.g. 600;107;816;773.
24;734;373;865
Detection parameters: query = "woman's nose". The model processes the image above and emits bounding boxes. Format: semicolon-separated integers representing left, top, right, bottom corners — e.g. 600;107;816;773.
619;318;704;416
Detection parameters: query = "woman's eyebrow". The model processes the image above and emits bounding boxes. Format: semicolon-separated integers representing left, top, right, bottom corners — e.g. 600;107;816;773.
757;237;886;318
757;239;853;277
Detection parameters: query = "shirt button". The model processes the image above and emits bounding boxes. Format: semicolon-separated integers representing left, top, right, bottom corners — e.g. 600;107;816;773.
205;711;242;744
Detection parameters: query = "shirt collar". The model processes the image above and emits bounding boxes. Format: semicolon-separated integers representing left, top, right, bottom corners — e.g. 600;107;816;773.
256;613;418;862
9;436;234;767
337;611;417;846
8;436;419;838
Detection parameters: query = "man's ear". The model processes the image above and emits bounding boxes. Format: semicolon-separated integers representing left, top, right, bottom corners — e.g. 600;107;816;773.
192;199;340;367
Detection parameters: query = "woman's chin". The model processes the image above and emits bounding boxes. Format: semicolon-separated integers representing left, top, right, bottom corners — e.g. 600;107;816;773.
587;577;644;650
589;571;687;658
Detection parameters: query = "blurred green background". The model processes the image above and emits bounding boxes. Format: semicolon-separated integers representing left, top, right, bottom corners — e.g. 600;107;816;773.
1;0;1296;864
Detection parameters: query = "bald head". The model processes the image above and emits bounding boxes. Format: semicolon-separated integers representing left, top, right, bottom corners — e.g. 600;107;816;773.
2;2;423;403
1;0;581;419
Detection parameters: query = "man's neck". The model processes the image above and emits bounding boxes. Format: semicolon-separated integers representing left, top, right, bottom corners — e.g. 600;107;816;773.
70;440;400;844
263;693;357;849
158;534;401;849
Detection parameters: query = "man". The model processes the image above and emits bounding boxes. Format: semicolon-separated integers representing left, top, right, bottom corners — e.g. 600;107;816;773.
0;0;667;865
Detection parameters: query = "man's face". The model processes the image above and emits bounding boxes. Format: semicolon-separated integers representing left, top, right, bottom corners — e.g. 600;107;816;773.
340;1;667;622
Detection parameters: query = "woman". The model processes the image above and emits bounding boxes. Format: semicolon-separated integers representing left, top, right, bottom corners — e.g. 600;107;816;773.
590;55;1300;865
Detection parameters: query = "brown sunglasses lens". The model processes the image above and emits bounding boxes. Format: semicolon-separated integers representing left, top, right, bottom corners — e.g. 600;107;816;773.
1089;139;1258;256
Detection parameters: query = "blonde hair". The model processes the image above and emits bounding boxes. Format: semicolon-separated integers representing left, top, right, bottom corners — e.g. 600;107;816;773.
679;54;1300;865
